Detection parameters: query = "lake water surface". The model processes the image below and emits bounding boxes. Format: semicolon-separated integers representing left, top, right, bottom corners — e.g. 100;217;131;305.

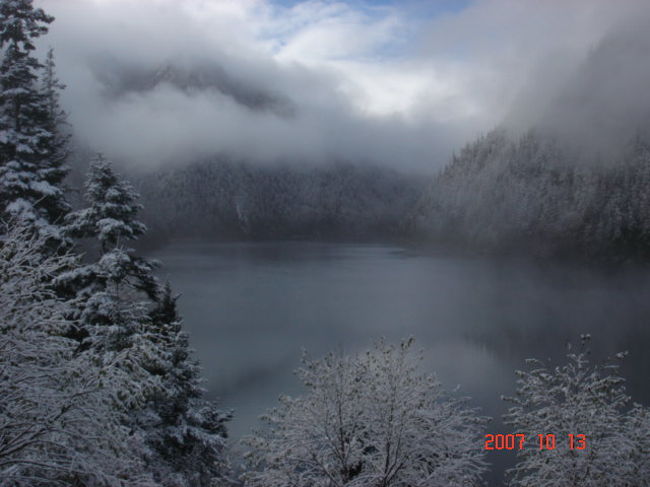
151;241;650;483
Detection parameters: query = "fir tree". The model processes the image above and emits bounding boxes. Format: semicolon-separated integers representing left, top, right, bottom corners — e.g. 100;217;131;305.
0;0;68;246
140;281;232;487
61;157;231;486
0;223;157;486
57;154;162;408
62;153;157;322
37;47;70;223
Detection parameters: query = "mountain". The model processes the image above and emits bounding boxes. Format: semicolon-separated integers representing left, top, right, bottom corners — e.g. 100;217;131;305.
88;56;296;118
414;129;650;258
415;20;650;260
133;157;424;245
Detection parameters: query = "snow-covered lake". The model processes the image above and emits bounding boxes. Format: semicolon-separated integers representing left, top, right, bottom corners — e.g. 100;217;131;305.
151;241;650;479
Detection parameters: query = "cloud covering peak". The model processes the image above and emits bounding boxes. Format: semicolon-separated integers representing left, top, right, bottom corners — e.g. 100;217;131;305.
38;0;650;170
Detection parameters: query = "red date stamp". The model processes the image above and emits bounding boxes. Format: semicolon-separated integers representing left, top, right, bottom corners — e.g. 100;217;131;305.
484;434;587;451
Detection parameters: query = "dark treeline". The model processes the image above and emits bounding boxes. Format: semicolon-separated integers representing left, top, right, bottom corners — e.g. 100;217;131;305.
127;127;650;261
133;158;424;245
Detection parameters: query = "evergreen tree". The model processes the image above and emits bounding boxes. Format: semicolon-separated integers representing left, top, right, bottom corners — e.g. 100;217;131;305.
0;0;68;246
62;153;157;326
140;281;232;487
0;223;157;486
61;156;231;486
37;47;70;222
57;154;161;401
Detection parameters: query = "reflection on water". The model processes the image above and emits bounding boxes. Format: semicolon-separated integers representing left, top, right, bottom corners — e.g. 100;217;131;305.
151;241;650;483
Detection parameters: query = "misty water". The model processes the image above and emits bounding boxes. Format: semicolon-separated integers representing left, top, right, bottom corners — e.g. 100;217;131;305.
151;241;650;482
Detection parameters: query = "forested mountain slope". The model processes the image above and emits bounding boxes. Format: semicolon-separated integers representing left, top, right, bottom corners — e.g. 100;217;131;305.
411;16;650;260
134;158;424;244
414;129;650;258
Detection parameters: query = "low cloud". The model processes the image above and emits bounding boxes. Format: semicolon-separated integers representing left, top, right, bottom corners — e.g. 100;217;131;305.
36;0;650;171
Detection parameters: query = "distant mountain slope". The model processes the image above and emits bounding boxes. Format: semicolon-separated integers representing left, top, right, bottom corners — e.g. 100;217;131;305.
414;129;650;258
415;19;650;260
89;57;295;118
134;158;424;245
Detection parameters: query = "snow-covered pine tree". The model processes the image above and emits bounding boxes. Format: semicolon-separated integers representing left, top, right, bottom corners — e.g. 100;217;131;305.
503;335;650;487
57;153;162;416
0;0;69;247
62;153;157;322
0;223;157;486
243;338;488;487
36;47;70;221
140;281;232;487
61;156;231;485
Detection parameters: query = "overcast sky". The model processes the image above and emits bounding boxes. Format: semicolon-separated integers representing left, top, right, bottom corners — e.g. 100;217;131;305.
36;0;650;171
